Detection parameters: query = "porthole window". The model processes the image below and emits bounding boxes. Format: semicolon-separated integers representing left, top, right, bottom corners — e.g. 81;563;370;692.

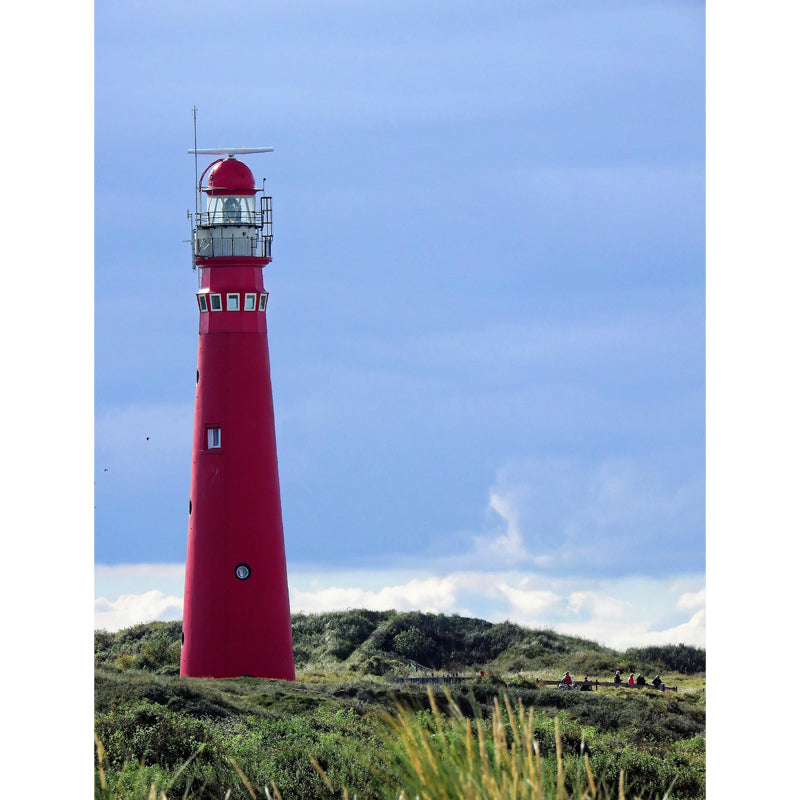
244;293;257;311
206;426;221;449
188;499;192;515
227;293;240;311
234;563;251;581
197;294;208;312
209;293;223;311
258;293;268;311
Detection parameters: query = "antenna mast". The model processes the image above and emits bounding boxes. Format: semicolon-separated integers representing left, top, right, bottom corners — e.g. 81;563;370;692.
192;106;199;218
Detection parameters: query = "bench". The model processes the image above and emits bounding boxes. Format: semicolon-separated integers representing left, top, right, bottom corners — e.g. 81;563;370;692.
540;680;677;692
599;681;677;691
541;680;598;691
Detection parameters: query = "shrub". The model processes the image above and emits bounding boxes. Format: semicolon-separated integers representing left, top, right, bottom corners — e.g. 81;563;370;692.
116;653;134;671
135;634;178;671
392;626;436;665
623;643;706;674
95;701;213;769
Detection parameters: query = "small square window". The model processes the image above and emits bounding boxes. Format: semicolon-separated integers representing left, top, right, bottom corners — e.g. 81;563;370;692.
227;293;240;311
258;293;268;311
206;427;221;449
209;293;222;311
244;293;257;311
197;294;208;312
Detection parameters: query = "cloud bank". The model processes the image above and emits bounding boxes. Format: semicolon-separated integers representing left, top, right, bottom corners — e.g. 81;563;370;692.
95;563;704;651
95;590;184;632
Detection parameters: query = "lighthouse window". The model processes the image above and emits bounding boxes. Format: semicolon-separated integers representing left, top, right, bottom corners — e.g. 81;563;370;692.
197;294;208;312
258;293;268;311
206;196;256;224
209;293;223;311
244;293;257;311
206;427;221;449
223;196;242;222
226;293;240;311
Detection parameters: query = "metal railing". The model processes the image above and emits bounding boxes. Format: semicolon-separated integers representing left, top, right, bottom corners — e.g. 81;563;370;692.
191;195;272;231
193;235;272;260
194;210;259;226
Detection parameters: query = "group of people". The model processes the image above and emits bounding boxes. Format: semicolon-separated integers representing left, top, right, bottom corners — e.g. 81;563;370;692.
558;671;667;691
558;672;594;691
613;670;666;690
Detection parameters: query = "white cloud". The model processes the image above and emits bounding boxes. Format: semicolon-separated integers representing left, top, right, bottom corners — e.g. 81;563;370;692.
553;585;706;650
290;575;461;615
566;590;629;619
95;563;705;651
95;590;183;631
95;563;185;601
495;580;561;618
677;587;705;609
556;609;706;651
468;491;554;570
478;457;704;576
472;493;530;565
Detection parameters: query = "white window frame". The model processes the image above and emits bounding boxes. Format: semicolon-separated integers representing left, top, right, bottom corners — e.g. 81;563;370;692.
209;293;223;311
226;293;240;311
197;294;208;312
244;293;257;311
206;426;221;449
258;293;268;311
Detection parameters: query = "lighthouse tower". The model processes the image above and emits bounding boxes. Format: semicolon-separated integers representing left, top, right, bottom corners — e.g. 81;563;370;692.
180;148;295;680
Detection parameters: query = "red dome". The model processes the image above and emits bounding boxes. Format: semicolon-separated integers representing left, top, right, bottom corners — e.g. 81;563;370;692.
205;157;256;195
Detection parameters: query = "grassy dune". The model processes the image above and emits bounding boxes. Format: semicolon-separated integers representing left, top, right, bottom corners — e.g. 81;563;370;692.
95;611;705;799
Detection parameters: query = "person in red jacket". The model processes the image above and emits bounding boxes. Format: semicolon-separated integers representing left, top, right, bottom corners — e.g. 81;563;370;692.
628;673;635;686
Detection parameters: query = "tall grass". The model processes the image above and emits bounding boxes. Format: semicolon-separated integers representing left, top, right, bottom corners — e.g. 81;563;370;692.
375;688;634;800
95;733;275;800
97;688;694;799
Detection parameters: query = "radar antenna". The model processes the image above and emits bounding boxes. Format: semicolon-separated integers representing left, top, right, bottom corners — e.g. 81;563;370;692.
188;147;275;156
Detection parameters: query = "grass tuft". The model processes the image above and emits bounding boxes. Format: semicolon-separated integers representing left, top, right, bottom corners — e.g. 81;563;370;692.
370;687;623;799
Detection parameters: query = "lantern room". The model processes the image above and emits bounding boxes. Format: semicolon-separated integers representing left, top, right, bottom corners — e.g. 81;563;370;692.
205;194;258;225
190;154;273;263
203;157;258;224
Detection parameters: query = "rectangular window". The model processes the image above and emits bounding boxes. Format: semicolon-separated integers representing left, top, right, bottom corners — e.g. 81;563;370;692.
258;293;268;311
207;196;223;224
197;294;208;312
209;293;222;311
244;293;257;311
226;293;240;311
206;427;221;449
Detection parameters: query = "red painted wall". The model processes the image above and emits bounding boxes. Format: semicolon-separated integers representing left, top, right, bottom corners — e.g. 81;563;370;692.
181;261;295;680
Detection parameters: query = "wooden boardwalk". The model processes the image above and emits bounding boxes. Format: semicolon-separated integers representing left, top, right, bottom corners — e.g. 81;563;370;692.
393;677;677;691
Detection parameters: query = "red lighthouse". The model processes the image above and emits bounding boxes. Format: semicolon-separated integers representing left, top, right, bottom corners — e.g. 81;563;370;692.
180;148;295;680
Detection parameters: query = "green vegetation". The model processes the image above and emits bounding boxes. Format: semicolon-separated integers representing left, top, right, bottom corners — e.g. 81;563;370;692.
95;610;705;799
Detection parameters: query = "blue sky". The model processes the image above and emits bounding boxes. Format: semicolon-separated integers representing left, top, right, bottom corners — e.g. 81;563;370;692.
91;0;707;649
